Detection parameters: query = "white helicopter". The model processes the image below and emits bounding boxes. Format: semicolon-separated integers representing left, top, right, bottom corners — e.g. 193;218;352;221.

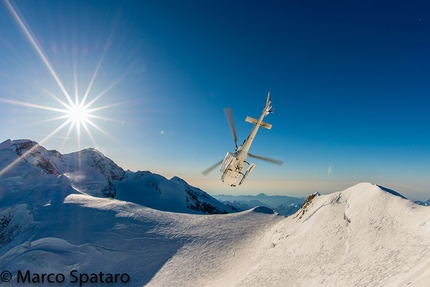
202;92;283;186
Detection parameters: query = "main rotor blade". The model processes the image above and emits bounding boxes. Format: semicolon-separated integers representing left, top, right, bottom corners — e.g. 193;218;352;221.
223;107;238;148
248;153;284;166
202;159;223;176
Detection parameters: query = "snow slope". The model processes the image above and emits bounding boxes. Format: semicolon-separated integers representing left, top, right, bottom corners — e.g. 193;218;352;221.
233;183;430;286
0;191;281;286
144;183;430;287
2;181;429;286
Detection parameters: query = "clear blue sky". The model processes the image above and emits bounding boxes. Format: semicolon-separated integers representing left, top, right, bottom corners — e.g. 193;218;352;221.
1;0;430;200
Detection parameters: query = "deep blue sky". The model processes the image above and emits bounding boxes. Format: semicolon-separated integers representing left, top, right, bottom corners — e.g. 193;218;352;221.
1;0;430;200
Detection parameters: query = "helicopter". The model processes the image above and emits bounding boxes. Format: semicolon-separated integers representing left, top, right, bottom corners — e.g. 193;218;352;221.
202;91;283;186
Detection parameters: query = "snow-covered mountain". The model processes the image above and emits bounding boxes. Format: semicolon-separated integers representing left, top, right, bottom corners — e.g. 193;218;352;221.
213;193;305;216
1;139;430;286
0;139;235;214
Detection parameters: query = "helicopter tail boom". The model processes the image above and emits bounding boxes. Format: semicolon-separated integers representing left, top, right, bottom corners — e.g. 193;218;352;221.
266;91;271;107
245;116;272;130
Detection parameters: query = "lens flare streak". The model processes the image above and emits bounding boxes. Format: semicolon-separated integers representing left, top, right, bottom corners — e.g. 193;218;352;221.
4;0;74;107
0;0;125;177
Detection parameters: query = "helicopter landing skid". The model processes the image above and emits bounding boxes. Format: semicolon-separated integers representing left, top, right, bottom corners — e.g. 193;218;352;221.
238;163;256;185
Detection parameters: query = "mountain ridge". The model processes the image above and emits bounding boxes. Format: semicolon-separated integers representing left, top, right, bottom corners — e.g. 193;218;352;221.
0;139;235;214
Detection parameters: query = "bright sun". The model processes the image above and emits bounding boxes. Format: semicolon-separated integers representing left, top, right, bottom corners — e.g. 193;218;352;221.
68;102;89;125
0;0;125;177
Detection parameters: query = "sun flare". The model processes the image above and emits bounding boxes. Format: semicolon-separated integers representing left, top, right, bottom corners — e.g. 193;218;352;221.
1;0;126;149
68;102;89;125
0;0;128;178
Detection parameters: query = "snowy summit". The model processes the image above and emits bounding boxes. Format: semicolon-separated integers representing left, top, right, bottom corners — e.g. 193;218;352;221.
0;139;429;286
0;139;235;214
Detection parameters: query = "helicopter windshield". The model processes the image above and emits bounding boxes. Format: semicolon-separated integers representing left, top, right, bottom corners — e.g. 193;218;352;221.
220;152;234;172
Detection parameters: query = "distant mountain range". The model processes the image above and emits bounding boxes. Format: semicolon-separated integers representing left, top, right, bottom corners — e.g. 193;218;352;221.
415;199;430;206
213;193;305;217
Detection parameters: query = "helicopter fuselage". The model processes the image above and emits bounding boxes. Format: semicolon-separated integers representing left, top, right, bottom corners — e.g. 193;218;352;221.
201;92;281;186
220;96;273;186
